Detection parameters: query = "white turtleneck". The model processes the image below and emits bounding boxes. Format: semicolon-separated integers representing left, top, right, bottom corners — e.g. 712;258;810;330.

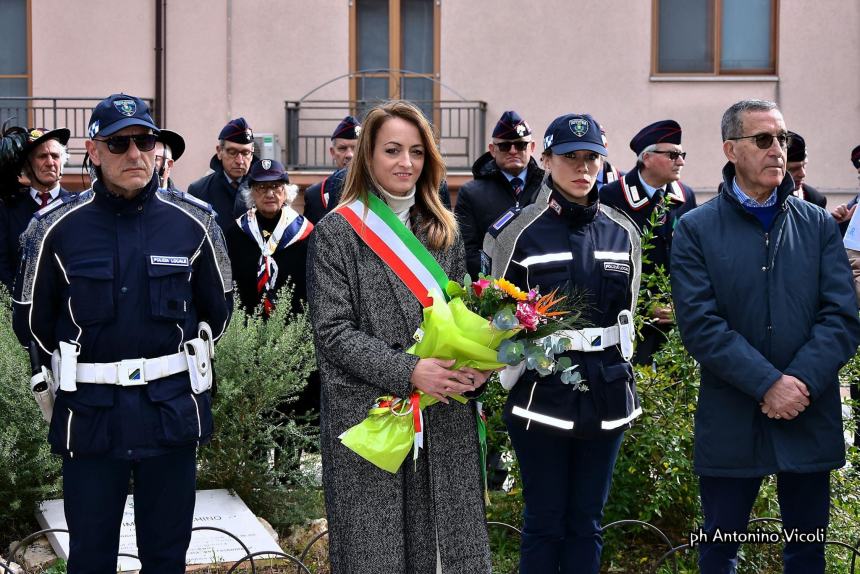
378;186;416;227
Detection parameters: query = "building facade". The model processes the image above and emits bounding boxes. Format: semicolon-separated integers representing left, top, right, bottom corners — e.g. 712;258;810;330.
2;0;857;201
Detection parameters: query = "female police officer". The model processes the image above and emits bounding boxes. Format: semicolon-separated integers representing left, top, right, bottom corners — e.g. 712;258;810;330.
484;113;641;574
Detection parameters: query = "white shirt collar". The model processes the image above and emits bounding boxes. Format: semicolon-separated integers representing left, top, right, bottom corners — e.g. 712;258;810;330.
29;184;61;205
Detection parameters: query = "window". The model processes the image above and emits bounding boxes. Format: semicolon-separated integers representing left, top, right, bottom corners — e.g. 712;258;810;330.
351;0;439;117
0;0;30;124
654;0;777;75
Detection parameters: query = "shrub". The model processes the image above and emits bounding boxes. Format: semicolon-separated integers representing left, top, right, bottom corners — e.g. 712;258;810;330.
0;288;62;543
196;286;318;533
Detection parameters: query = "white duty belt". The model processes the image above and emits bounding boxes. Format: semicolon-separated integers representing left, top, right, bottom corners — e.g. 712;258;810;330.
546;310;635;361
52;322;214;393
75;352;188;386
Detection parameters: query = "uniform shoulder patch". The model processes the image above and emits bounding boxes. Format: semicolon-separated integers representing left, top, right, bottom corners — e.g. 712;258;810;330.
160;189;215;213
487;208;521;239
33;189;94;221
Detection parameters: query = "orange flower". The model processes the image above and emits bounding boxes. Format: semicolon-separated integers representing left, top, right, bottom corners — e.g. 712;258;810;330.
534;288;569;317
495;278;529;301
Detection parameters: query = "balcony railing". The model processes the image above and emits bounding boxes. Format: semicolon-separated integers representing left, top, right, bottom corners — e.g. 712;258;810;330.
284;99;487;171
0;97;155;167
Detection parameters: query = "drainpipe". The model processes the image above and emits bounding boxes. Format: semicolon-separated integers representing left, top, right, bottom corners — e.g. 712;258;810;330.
226;0;233;120
154;0;167;125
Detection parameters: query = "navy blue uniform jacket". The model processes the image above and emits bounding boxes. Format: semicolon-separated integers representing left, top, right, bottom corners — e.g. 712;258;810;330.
486;178;642;438
187;155;249;231
13;175;233;459
671;163;860;477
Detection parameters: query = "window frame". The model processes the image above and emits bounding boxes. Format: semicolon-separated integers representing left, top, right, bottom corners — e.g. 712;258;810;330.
0;0;32;99
651;0;779;77
349;0;441;109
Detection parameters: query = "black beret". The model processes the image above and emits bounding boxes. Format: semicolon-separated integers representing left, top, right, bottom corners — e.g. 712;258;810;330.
219;117;254;144
786;132;806;163
629;120;682;155
492;110;531;140
332;116;361;140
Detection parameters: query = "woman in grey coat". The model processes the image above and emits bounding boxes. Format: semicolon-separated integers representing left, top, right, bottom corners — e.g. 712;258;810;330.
307;100;493;574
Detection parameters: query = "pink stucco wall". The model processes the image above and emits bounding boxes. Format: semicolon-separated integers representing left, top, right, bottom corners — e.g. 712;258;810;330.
29;0;860;196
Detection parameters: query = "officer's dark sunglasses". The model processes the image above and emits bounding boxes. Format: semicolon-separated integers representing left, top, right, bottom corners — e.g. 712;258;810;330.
92;134;158;154
650;150;687;161
728;132;792;150
494;141;530;152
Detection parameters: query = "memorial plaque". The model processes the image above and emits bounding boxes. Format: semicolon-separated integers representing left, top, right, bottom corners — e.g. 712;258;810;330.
37;489;284;571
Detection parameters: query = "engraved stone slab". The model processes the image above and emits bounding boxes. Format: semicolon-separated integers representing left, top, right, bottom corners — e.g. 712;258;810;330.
36;489;284;571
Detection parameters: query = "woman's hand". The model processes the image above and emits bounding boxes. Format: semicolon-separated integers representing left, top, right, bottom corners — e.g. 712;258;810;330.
410;358;479;404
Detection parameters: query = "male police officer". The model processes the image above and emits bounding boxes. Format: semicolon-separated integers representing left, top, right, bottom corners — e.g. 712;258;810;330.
303;115;360;224
13;93;232;573
154;128;185;192
0;127;72;291
786;132;826;208
456;110;544;277
188;117;255;231
600;120;697;364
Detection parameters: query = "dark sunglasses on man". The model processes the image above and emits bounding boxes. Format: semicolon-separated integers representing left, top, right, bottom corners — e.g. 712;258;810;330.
494;141;530;152
728;132;792;150
92;134;158;154
650;150;687;161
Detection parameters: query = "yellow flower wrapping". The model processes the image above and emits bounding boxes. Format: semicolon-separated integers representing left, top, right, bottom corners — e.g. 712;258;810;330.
340;293;515;473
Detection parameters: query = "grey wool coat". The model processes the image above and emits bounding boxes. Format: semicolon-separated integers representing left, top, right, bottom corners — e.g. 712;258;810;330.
307;206;492;574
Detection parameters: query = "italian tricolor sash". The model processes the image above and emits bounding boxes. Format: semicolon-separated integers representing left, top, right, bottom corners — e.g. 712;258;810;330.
335;193;448;307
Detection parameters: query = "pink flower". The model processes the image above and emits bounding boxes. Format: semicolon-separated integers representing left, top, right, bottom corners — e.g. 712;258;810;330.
516;302;540;331
527;289;538;301
473;278;491;297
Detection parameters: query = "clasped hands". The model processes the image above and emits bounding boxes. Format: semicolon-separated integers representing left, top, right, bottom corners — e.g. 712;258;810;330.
760;374;810;421
410;358;492;404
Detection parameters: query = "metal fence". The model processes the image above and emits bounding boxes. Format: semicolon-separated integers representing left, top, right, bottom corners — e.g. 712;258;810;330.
7;517;860;573
284;99;487;171
0;97;155;167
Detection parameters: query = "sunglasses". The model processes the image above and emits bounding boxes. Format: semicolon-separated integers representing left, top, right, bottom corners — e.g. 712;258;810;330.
728;132;792;150
93;134;158;154
494;141;530;152
650;150;687;161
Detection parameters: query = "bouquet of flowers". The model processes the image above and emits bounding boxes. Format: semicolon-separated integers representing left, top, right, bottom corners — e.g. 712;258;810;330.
339;274;583;475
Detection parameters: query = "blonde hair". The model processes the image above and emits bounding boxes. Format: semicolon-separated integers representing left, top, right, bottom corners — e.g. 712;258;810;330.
339;100;457;250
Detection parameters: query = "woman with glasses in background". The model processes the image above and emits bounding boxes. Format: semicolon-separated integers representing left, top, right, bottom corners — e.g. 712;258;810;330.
226;159;311;317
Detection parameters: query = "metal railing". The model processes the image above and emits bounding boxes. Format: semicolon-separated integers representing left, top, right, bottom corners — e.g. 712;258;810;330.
284;99;486;171
8;517;859;573
0;97;155;167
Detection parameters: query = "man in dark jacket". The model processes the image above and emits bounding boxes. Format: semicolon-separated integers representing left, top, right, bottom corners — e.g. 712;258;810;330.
303;116;359;224
671;99;860;574
786;132;826;208
455;110;544;277
0;127;73;292
187;117;255;231
600;120;697;364
14;93;232;573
